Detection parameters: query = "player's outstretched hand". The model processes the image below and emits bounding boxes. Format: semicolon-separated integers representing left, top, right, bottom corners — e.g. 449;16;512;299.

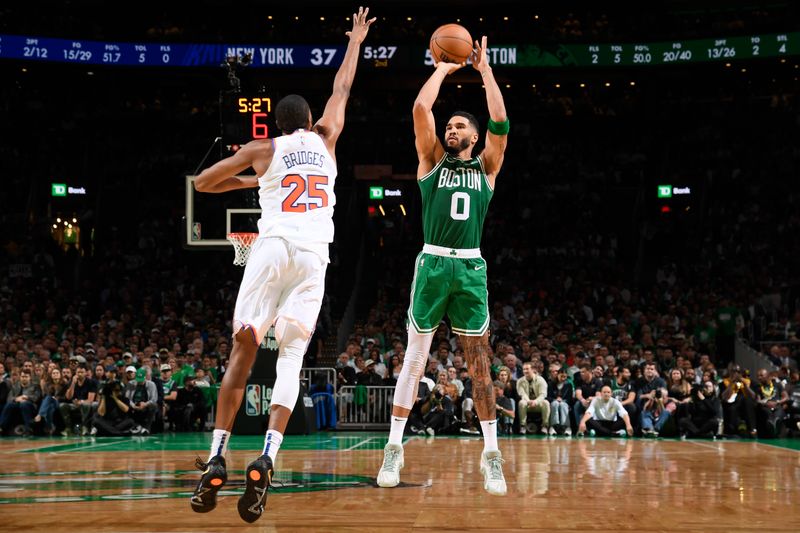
471;35;490;73
346;6;376;43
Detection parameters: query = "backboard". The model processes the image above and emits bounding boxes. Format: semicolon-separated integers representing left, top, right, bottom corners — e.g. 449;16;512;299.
184;175;261;248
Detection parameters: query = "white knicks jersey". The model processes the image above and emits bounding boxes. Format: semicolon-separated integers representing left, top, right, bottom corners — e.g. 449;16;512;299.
257;129;337;258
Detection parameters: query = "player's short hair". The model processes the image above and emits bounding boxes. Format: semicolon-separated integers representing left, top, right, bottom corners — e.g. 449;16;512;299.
449;110;480;133
275;94;311;133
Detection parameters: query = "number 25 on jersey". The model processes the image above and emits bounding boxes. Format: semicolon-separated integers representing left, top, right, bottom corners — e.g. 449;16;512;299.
281;173;329;212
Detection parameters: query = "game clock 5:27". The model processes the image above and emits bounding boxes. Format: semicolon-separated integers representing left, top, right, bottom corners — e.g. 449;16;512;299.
220;93;273;153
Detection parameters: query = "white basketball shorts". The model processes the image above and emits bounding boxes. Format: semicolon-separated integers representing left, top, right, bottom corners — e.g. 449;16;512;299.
233;237;326;344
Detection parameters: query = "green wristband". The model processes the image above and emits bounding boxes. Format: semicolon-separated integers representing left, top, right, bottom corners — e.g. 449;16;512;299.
487;118;510;135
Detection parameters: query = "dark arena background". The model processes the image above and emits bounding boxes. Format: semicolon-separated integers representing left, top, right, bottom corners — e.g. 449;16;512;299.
1;1;800;531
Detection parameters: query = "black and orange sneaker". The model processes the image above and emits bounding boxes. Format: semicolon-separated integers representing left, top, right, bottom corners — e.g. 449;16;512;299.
190;455;227;513
237;454;273;523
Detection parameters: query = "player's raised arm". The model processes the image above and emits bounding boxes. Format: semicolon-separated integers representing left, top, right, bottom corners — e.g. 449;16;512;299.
413;62;462;176
472;36;508;185
313;6;375;155
194;141;270;193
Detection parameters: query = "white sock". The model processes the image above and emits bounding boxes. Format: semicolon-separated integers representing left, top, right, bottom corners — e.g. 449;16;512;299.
480;420;499;453
388;416;408;446
208;429;230;462
262;429;284;462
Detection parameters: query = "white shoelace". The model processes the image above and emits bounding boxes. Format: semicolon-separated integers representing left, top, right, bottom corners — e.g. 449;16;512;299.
383;449;401;471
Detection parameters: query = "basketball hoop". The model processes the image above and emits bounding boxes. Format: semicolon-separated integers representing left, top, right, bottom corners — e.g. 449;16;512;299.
227;232;258;266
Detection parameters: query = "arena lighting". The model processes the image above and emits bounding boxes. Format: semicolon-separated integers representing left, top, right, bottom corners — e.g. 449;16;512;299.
630;81;636;86
72;218;77;223
534;15;539;19
725;63;731;67
505;84;510;88
407;17;412;21
503;16;509;21
319;16;325;21
457;84;462;88
57;217;61;223
741;68;747;72
555;83;561;88
378;205;386;216
605;82;611;87
400;204;406;216
531;84;536;88
294;16;299;20
779;58;785;63
52;224;57;229
479;17;483;22
267;15;272;20
21;67;27;72
579;83;585;87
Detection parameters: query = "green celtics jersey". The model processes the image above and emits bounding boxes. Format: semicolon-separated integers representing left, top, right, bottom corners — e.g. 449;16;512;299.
418;154;494;249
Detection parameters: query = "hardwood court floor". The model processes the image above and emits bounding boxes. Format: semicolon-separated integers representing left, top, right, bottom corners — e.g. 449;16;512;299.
1;432;799;532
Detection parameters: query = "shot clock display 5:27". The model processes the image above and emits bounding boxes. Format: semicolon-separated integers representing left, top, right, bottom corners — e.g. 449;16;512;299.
219;92;274;154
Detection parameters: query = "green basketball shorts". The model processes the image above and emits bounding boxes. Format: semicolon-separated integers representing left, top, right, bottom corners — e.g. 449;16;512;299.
407;247;489;336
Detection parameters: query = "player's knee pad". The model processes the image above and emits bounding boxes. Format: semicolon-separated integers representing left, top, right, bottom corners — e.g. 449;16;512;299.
392;331;433;410
271;318;310;410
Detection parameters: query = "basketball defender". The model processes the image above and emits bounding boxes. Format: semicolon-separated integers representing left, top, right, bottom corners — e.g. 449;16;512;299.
377;36;509;494
190;8;374;523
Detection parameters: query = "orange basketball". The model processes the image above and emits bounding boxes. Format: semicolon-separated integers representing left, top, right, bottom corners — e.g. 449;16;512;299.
430;23;473;64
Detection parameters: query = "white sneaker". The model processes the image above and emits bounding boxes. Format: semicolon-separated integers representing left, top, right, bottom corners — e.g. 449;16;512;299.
519;426;527;435
548;427;556;436
377;443;404;488
564;428;572;437
480;450;507;496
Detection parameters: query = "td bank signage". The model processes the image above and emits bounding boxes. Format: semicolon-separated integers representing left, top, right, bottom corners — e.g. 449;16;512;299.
657;185;691;198
52;183;87;197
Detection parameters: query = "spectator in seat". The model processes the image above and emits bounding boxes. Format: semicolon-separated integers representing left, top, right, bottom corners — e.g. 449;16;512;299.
679;380;721;438
721;366;757;438
641;387;671;437
407;375;435;435
494;380;515;435
573;364;603;430
0;369;41;436
547;368;574;436
785;370;800;435
34;367;67;435
420;371;459;436
59;364;96;436
458;367;479;435
160;364;178;429
611;366;638;422
124;367;158;435
335;352;357;390
93;379;137;436
517;362;550;434
357;359;384;386
636;362;667;414
577;385;633;438
171;376;207;431
753;369;789;437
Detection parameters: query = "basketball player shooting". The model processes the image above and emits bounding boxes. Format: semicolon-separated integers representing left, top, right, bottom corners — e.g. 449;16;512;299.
189;7;375;523
377;35;510;495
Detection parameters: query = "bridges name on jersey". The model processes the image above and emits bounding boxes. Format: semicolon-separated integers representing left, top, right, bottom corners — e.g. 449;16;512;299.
257;130;338;253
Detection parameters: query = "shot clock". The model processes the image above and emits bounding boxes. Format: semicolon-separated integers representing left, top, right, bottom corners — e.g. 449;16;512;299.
219;91;275;154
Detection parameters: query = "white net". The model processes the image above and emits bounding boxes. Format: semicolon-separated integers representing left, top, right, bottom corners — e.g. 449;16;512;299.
226;233;258;266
